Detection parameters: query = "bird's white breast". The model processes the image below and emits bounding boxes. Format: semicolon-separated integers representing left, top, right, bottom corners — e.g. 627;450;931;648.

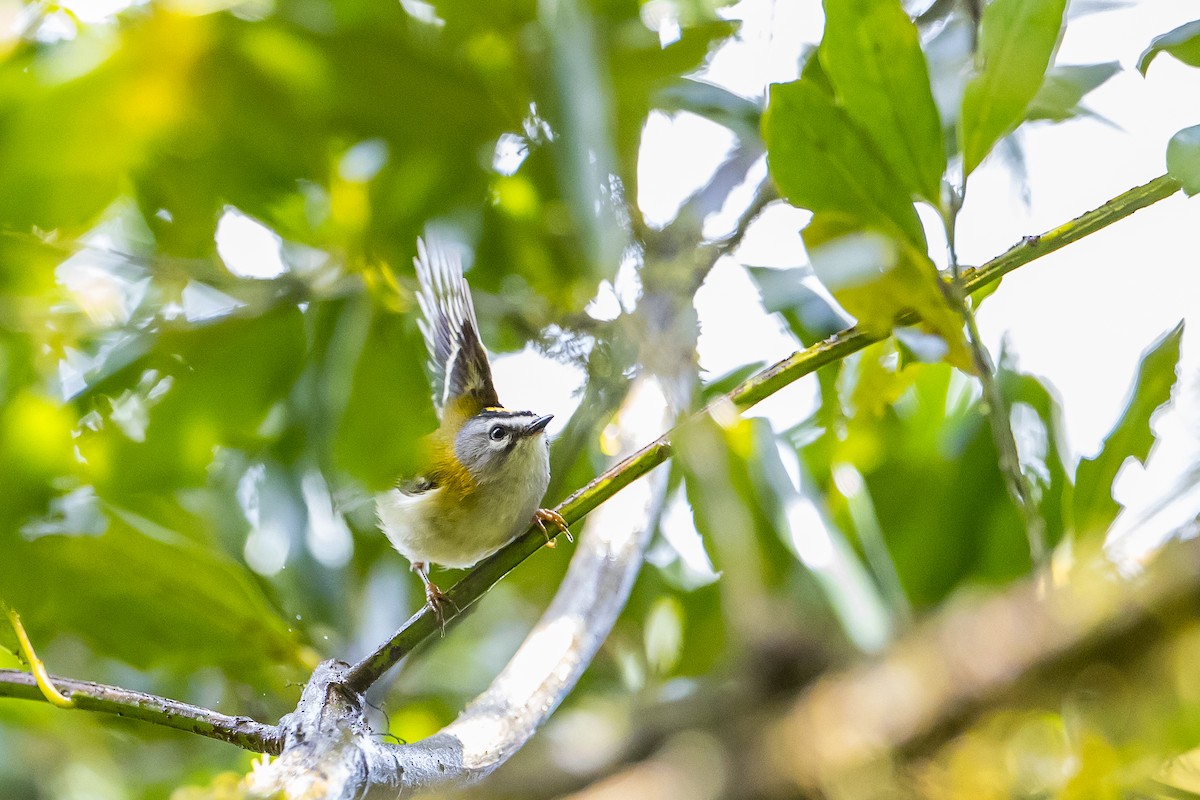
377;437;551;570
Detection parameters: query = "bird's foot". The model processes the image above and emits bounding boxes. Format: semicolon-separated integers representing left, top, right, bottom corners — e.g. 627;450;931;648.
424;582;460;636
533;508;572;548
413;562;459;636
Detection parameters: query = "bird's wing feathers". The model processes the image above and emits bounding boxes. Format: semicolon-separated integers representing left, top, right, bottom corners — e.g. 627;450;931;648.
415;236;500;419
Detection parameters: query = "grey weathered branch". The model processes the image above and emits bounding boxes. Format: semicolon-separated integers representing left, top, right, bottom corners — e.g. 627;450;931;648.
0;668;282;753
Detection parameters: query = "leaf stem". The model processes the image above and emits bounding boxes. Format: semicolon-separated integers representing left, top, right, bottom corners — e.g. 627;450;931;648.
4;606;74;709
942;181;1046;567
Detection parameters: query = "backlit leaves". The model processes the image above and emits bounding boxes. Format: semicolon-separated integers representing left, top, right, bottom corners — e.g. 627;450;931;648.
1167;125;1200;196
763;80;926;249
1074;321;1184;539
960;0;1068;176
1137;19;1200;76
820;0;945;204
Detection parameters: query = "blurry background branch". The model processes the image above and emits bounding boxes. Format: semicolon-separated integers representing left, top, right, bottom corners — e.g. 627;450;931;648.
770;524;1200;794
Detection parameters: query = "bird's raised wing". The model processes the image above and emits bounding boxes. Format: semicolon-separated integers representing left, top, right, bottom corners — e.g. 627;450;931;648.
414;236;500;420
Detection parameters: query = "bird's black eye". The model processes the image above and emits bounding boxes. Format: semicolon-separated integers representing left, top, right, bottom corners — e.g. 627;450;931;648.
489;425;506;441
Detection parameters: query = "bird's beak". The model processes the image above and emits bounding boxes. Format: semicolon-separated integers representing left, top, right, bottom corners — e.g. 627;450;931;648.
525;414;553;436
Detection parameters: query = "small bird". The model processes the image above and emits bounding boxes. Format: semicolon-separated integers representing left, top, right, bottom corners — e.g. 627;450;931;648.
377;235;569;627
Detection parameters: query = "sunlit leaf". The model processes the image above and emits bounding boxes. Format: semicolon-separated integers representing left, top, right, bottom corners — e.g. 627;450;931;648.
1137;19;1200;76
802;213;973;372
643;595;684;676
1167;125;1200;197
820;0;946;204
764;79;926;248
960;0;1068;176
1026;62;1120;123
1073;321;1184;538
0;14;204;233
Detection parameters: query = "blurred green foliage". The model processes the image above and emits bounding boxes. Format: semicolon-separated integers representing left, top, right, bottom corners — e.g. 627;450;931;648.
0;1;1195;799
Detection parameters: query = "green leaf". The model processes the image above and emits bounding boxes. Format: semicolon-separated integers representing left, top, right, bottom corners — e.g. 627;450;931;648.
748;265;847;346
801;214;973;372
1137;19;1200;76
1073;321;1185;538
1167;125;1200;197
832;363;1033;606
0;613;17;661
960;0;1067;176
84;306;306;495
820;0;946;204
1026;62;1120;123
333;300;437;488
764;79;926;248
996;358;1070;555
676;415;802;600
0;508;309;686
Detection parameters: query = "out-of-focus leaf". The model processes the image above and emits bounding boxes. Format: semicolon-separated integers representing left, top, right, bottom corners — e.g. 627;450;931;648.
0;14;204;233
676;415;801;618
802;214;973;372
655;78;762;144
820;0;946;204
850;341;916;419
1137;19;1200;76
644;595;684;676
80;306;306;494
609;18;739;185
1074;321;1184;538
0;613;17;660
996;359;1070;555
821;362;1037;607
763;79;926;248
333;300;437;488
748;266;847;346
960;0;1068;176
0;509;308;687
0;389;76;536
1167;125;1200;197
1026;62;1120;122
